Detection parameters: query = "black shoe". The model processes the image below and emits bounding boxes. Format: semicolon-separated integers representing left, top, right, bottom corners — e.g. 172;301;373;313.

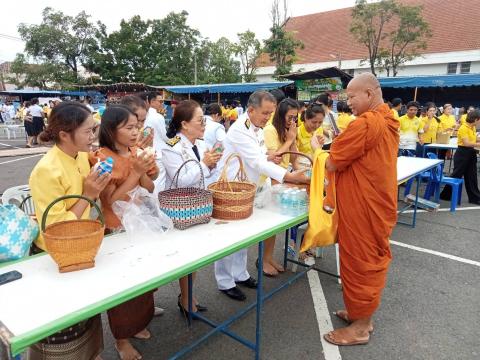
177;294;202;319
235;276;258;289
196;304;208;312
220;286;246;301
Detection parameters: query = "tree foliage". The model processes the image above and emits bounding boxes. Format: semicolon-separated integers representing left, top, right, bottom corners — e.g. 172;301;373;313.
233;31;262;83
350;0;431;77
264;0;304;78
18;7;98;81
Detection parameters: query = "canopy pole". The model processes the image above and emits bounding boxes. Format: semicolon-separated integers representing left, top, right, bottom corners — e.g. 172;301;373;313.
413;87;418;102
188;93;191;100
217;92;220;104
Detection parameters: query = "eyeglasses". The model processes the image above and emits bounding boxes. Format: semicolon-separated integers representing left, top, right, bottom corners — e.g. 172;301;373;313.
287;115;298;121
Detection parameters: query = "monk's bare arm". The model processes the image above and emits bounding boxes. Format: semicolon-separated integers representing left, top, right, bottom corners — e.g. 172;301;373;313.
326;157;337;172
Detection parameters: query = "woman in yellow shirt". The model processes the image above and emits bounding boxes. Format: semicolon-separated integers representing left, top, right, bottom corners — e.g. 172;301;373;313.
336;101;354;132
29;102;110;360
262;98;300;276
440;110;480;204
421;103;440;145
296;103;326;157
438;103;457;132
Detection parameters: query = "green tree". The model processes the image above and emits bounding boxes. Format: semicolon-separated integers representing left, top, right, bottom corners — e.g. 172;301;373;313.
234;31;262;82
197;38;241;84
18;7;98;81
264;0;304;78
350;0;430;77
350;0;397;76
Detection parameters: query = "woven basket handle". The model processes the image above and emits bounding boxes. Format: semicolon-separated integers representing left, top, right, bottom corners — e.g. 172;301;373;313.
278;151;313;167
170;159;205;190
219;153;249;183
41;195;105;232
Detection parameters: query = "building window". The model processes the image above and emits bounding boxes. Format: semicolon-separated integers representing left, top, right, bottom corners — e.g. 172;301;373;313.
460;62;471;74
447;62;457;74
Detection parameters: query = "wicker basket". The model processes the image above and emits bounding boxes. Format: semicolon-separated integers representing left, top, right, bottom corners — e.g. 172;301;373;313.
158;159;213;230
42;195;105;273
436;131;451;144
208;153;257;220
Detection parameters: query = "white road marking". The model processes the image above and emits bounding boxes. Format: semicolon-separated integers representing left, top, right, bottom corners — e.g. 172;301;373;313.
401;206;480;213
0;154;43;165
0;142;22;149
390;240;480;267
306;257;342;360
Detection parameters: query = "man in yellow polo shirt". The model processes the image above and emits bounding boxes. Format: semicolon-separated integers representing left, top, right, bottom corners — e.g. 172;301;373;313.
391;98;402;120
398;101;423;156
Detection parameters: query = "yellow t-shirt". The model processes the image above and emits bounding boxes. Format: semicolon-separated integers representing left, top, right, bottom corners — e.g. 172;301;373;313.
420;117;439;144
296;123;323;157
267;112;275;125
29;145;91;250
460;114;467;126
438;114;456;132
337;112;354;131
399;115;422;149
263;124;290;169
457;124;477;146
297;113;303;127
392;108;400;120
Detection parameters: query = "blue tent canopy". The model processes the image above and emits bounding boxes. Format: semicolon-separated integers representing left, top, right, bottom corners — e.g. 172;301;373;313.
159;81;293;94
0;90;88;96
379;73;480;88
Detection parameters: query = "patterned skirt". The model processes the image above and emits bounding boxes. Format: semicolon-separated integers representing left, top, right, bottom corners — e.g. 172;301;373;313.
26;315;103;360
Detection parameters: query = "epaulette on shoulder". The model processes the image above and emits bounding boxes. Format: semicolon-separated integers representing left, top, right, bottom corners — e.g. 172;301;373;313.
166;136;180;147
245;118;251;129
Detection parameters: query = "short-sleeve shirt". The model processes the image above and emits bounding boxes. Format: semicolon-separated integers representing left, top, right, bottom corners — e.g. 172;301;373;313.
263;124;290;169
457;124;476;146
399;115;422;150
29;145;91;250
420;117;439;144
438;114;456;132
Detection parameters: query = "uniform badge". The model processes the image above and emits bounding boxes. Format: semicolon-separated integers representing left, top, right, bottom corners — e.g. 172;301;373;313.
245;118;251;129
166;136;180;147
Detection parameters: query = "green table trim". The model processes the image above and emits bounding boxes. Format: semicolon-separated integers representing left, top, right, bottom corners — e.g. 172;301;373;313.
8;213;307;355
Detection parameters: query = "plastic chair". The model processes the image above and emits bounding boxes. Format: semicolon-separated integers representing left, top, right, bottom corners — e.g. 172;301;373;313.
1;185;35;216
423;154;463;212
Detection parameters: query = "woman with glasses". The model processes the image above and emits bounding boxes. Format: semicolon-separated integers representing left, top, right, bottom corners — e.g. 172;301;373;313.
297;104;326;157
262;98;302;276
162;100;223;317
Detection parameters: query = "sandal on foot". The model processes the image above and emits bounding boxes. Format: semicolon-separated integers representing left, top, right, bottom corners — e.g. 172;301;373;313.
323;333;369;346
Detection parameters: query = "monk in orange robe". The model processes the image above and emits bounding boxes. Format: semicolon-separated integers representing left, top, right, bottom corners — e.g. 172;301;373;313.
324;73;400;345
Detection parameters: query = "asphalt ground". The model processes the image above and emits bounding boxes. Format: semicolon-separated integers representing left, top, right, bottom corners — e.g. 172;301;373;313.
1;136;479;360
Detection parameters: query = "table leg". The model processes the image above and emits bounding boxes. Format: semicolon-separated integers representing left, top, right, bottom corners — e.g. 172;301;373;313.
412;174;421;228
255;241;264;360
283;229;289;270
187;273;193;326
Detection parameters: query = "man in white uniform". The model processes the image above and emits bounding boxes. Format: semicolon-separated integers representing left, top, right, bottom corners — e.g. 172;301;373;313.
214;91;308;301
145;92;169;194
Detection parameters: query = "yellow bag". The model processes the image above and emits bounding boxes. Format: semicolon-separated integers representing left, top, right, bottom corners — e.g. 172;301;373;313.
301;150;338;252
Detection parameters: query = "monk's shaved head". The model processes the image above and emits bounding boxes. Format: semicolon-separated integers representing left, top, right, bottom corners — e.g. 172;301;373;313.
346;73;383;116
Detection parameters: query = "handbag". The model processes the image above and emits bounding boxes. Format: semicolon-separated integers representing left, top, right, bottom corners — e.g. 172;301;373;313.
0;204;39;262
301;150;338;252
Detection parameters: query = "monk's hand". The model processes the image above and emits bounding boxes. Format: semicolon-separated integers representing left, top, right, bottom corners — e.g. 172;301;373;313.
284;168;309;185
267;152;282;165
311;134;325;151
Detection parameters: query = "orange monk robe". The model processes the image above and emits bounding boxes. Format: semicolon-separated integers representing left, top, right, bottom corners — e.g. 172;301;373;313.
329;103;399;320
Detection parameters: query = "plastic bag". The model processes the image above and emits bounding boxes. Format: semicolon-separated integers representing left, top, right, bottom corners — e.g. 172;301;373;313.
112;186;173;237
254;179;272;209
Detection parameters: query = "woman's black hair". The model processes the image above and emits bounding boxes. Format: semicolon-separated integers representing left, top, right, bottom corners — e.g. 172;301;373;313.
272;98;299;143
166;100;201;138
206;103;221;116
304;103;325;121
99;105;136;152
38;101;91;143
466;109;480;124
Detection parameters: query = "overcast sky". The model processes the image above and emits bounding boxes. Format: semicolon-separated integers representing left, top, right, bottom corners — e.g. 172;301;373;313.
0;0;356;63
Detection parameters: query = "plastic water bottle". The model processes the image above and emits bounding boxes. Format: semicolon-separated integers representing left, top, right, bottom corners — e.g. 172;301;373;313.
290;190;299;216
280;189;291;215
95;157;114;175
299;189;308;214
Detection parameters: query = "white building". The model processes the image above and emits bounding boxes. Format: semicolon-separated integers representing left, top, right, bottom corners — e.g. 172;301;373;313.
256;0;480;81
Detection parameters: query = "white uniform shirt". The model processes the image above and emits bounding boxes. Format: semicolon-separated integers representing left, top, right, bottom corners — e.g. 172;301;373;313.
204;116;226;149
28;104;44;118
213;113;287;185
145;107;168;145
162;132;217;189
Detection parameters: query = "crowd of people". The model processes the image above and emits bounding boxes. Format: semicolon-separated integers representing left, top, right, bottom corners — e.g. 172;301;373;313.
9;76;480;358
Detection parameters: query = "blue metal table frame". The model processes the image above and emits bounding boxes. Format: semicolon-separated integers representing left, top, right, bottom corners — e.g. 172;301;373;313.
169;221;339;360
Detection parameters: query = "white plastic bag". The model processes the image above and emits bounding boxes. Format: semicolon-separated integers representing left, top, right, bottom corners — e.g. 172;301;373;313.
254;179;272;209
112;186;173;236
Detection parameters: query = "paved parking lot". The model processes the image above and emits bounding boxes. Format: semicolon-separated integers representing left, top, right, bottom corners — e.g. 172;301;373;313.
1;138;479;360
